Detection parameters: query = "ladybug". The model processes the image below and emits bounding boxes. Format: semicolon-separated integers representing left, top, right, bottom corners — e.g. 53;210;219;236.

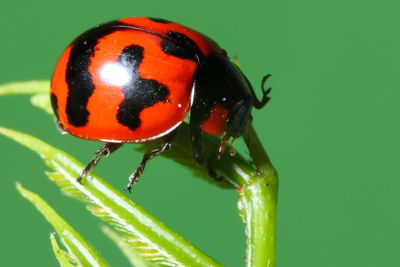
51;17;271;191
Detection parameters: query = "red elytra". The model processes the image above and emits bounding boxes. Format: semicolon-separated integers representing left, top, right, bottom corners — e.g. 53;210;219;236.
51;17;226;143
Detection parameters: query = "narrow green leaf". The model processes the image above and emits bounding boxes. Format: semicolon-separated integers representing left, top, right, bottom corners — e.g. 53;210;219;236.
0;80;49;95
1;127;221;267
50;233;75;267
31;94;53;114
16;183;108;267
101;226;154;267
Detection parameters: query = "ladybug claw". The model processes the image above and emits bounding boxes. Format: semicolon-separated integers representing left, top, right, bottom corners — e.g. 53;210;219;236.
262;86;272;97
125;171;140;193
261;74;272;101
77;170;87;184
124;183;133;193
261;74;272;89
252;74;272;109
77;160;96;183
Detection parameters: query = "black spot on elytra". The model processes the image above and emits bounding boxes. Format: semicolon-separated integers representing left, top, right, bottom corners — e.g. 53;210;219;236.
65;21;124;127
50;93;59;119
161;31;205;62
116;45;169;130
148;17;171;24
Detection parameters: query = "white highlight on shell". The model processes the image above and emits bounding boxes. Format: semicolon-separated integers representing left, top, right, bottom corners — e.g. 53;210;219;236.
100;63;131;86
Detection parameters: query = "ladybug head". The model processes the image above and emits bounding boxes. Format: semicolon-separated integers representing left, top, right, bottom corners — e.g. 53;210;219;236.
190;54;256;161
192;54;254;136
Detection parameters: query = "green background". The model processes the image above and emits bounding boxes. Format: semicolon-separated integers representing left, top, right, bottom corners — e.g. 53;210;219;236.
1;0;399;266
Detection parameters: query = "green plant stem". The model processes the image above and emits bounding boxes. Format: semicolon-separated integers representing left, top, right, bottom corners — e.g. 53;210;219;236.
239;124;278;267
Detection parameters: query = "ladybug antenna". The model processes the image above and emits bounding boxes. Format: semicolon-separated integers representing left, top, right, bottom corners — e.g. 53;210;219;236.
229;137;237;156
217;134;230;159
217;135;238;159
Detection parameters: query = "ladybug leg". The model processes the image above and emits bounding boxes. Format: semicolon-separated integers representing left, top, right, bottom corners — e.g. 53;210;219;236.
190;124;204;164
249;74;272;109
189;101;208;164
125;132;176;192
77;143;122;183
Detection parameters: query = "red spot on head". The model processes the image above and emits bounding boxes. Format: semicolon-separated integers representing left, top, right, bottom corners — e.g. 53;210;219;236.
200;104;229;135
